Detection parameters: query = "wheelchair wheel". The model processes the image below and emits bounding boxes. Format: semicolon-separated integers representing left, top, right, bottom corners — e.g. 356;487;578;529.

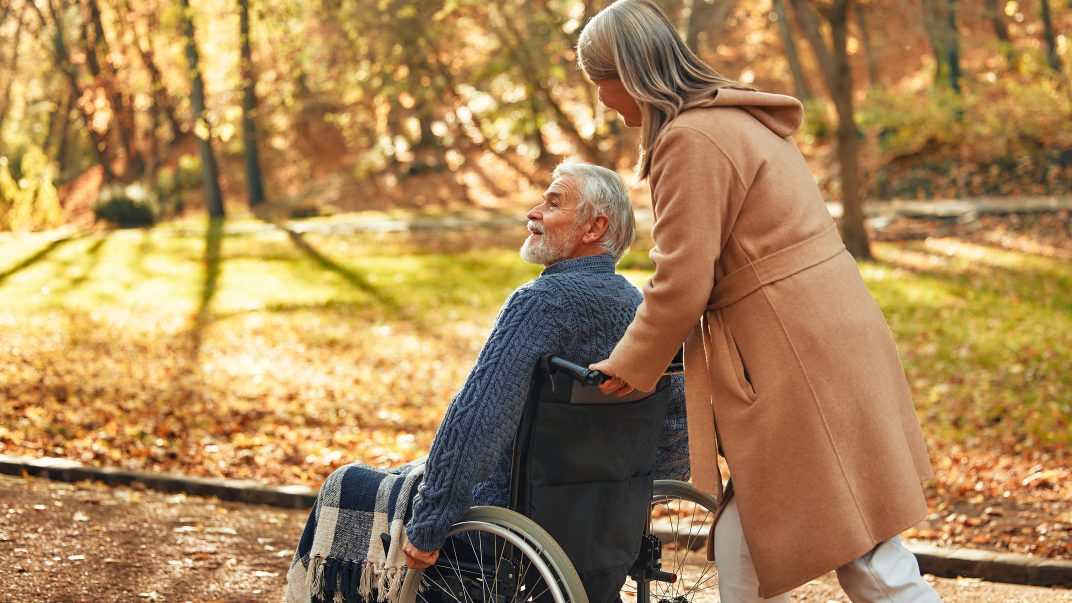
622;480;721;603
399;505;588;603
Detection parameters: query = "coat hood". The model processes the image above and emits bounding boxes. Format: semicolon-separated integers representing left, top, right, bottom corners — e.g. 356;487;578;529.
687;89;804;137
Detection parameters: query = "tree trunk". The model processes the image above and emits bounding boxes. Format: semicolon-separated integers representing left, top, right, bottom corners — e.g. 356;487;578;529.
827;1;869;260
124;0;185;145
30;0;115;180
84;0;144;179
945;0;961;93
0;0;11;30
1040;0;1062;72
54;88;74;176
179;0;225;219
853;3;879;87
921;0;961;91
789;0;871;260
238;0;266;207
985;0;1010;43
985;0;1015;66
772;0;812;100
920;0;946;82
655;0;687;31
527;88;552;166
0;2;26;144
686;0;736;55
146;76;161;174
43;91;63;155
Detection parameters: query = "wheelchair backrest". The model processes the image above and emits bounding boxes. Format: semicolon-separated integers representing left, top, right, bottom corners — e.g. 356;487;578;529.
509;361;672;603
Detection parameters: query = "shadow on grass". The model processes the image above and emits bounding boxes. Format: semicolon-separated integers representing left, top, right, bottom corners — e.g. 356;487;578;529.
272;221;421;326
873;244;1072;314
126;226;156;280
189;218;224;353
0;234;85;286
155;219;225;431
53;233;112;294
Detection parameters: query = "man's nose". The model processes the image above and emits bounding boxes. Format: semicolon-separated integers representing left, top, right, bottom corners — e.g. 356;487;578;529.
527;207;542;220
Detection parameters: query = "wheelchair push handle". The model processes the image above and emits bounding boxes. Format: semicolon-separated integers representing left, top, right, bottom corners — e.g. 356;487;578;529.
543;356;609;386
543;348;685;388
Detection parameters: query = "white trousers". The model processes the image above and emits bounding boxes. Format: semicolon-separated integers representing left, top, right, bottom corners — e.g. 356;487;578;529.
712;497;942;602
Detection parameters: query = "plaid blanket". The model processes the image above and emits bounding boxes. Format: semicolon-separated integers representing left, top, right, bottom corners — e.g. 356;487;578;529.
284;459;426;603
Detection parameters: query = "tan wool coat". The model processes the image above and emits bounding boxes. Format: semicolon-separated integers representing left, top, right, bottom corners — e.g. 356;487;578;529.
609;89;934;597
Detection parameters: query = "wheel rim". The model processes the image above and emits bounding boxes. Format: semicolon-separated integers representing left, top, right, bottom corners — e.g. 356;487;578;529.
410;520;569;603
622;486;719;603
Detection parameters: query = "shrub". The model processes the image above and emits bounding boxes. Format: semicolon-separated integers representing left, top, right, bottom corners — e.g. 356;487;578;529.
858;75;1072;198
800;97;833;142
153;166;187;219
0;146;63;232
176;154;203;189
287;201;336;219
94;183;158;227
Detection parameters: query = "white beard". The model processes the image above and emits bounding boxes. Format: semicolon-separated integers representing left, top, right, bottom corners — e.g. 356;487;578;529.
520;223;579;266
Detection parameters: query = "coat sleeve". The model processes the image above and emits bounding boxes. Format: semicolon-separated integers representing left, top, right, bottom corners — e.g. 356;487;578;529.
609;125;748;391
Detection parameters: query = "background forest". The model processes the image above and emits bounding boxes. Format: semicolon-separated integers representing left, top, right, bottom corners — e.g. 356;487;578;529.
1;0;1070;234
1;0;1071;568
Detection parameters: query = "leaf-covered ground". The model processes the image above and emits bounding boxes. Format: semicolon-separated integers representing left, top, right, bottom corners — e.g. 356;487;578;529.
1;212;1069;559
5;473;1072;603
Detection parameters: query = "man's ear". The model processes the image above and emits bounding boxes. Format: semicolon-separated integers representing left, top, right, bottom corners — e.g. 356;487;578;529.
583;215;610;243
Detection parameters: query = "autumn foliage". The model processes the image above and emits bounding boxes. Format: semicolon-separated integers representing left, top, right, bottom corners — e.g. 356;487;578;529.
2;211;1071;558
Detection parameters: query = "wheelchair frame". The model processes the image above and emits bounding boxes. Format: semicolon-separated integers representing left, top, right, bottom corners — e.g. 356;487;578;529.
399;355;721;603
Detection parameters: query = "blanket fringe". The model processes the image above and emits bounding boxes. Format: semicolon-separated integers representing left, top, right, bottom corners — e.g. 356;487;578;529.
305;555;390;603
285;461;427;603
309;556;326;598
378;566;407;602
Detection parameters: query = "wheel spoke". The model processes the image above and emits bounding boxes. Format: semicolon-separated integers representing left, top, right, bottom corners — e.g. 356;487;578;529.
527;581;552;602
476;532;492;602
628;484;720;603
450;536;476;603
515;555;532;601
422;567;465;603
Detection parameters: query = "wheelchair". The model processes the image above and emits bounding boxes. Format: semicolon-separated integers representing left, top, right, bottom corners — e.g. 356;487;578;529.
399;355;721;603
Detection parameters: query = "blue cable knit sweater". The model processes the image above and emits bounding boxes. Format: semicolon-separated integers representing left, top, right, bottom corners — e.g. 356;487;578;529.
406;254;690;551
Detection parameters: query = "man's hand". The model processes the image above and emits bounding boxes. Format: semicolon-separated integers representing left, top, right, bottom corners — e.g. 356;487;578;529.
402;540;440;569
589;359;636;397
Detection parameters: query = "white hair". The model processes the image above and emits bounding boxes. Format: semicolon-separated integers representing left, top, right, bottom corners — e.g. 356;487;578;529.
552;161;636;261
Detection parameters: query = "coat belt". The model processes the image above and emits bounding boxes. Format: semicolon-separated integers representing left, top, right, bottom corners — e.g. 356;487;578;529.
683;223;847;500
709;223;847;311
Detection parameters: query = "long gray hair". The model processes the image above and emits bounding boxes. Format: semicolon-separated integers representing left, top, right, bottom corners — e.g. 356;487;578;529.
577;0;754;179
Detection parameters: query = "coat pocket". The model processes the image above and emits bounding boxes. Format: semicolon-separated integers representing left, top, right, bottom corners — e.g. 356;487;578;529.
721;322;759;403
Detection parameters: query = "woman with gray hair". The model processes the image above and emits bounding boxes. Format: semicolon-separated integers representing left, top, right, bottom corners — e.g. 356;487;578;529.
582;1;939;602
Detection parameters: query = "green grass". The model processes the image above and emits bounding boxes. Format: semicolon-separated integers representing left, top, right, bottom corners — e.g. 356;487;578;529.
863;240;1072;450
0;219;537;320
0;219;1069;484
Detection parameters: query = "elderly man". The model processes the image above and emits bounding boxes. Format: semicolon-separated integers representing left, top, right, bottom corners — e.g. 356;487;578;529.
284;161;688;603
404;161;687;566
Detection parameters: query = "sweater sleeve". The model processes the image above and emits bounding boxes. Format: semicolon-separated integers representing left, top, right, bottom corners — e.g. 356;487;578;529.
610;126;749;391
406;289;556;551
653;374;690;481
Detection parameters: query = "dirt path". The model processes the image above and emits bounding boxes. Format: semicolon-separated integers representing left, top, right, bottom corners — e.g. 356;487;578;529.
0;474;303;602
2;474;1070;602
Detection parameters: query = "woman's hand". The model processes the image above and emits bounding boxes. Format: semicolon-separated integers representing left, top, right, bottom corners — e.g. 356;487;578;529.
589;359;636;397
402;540;440;569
